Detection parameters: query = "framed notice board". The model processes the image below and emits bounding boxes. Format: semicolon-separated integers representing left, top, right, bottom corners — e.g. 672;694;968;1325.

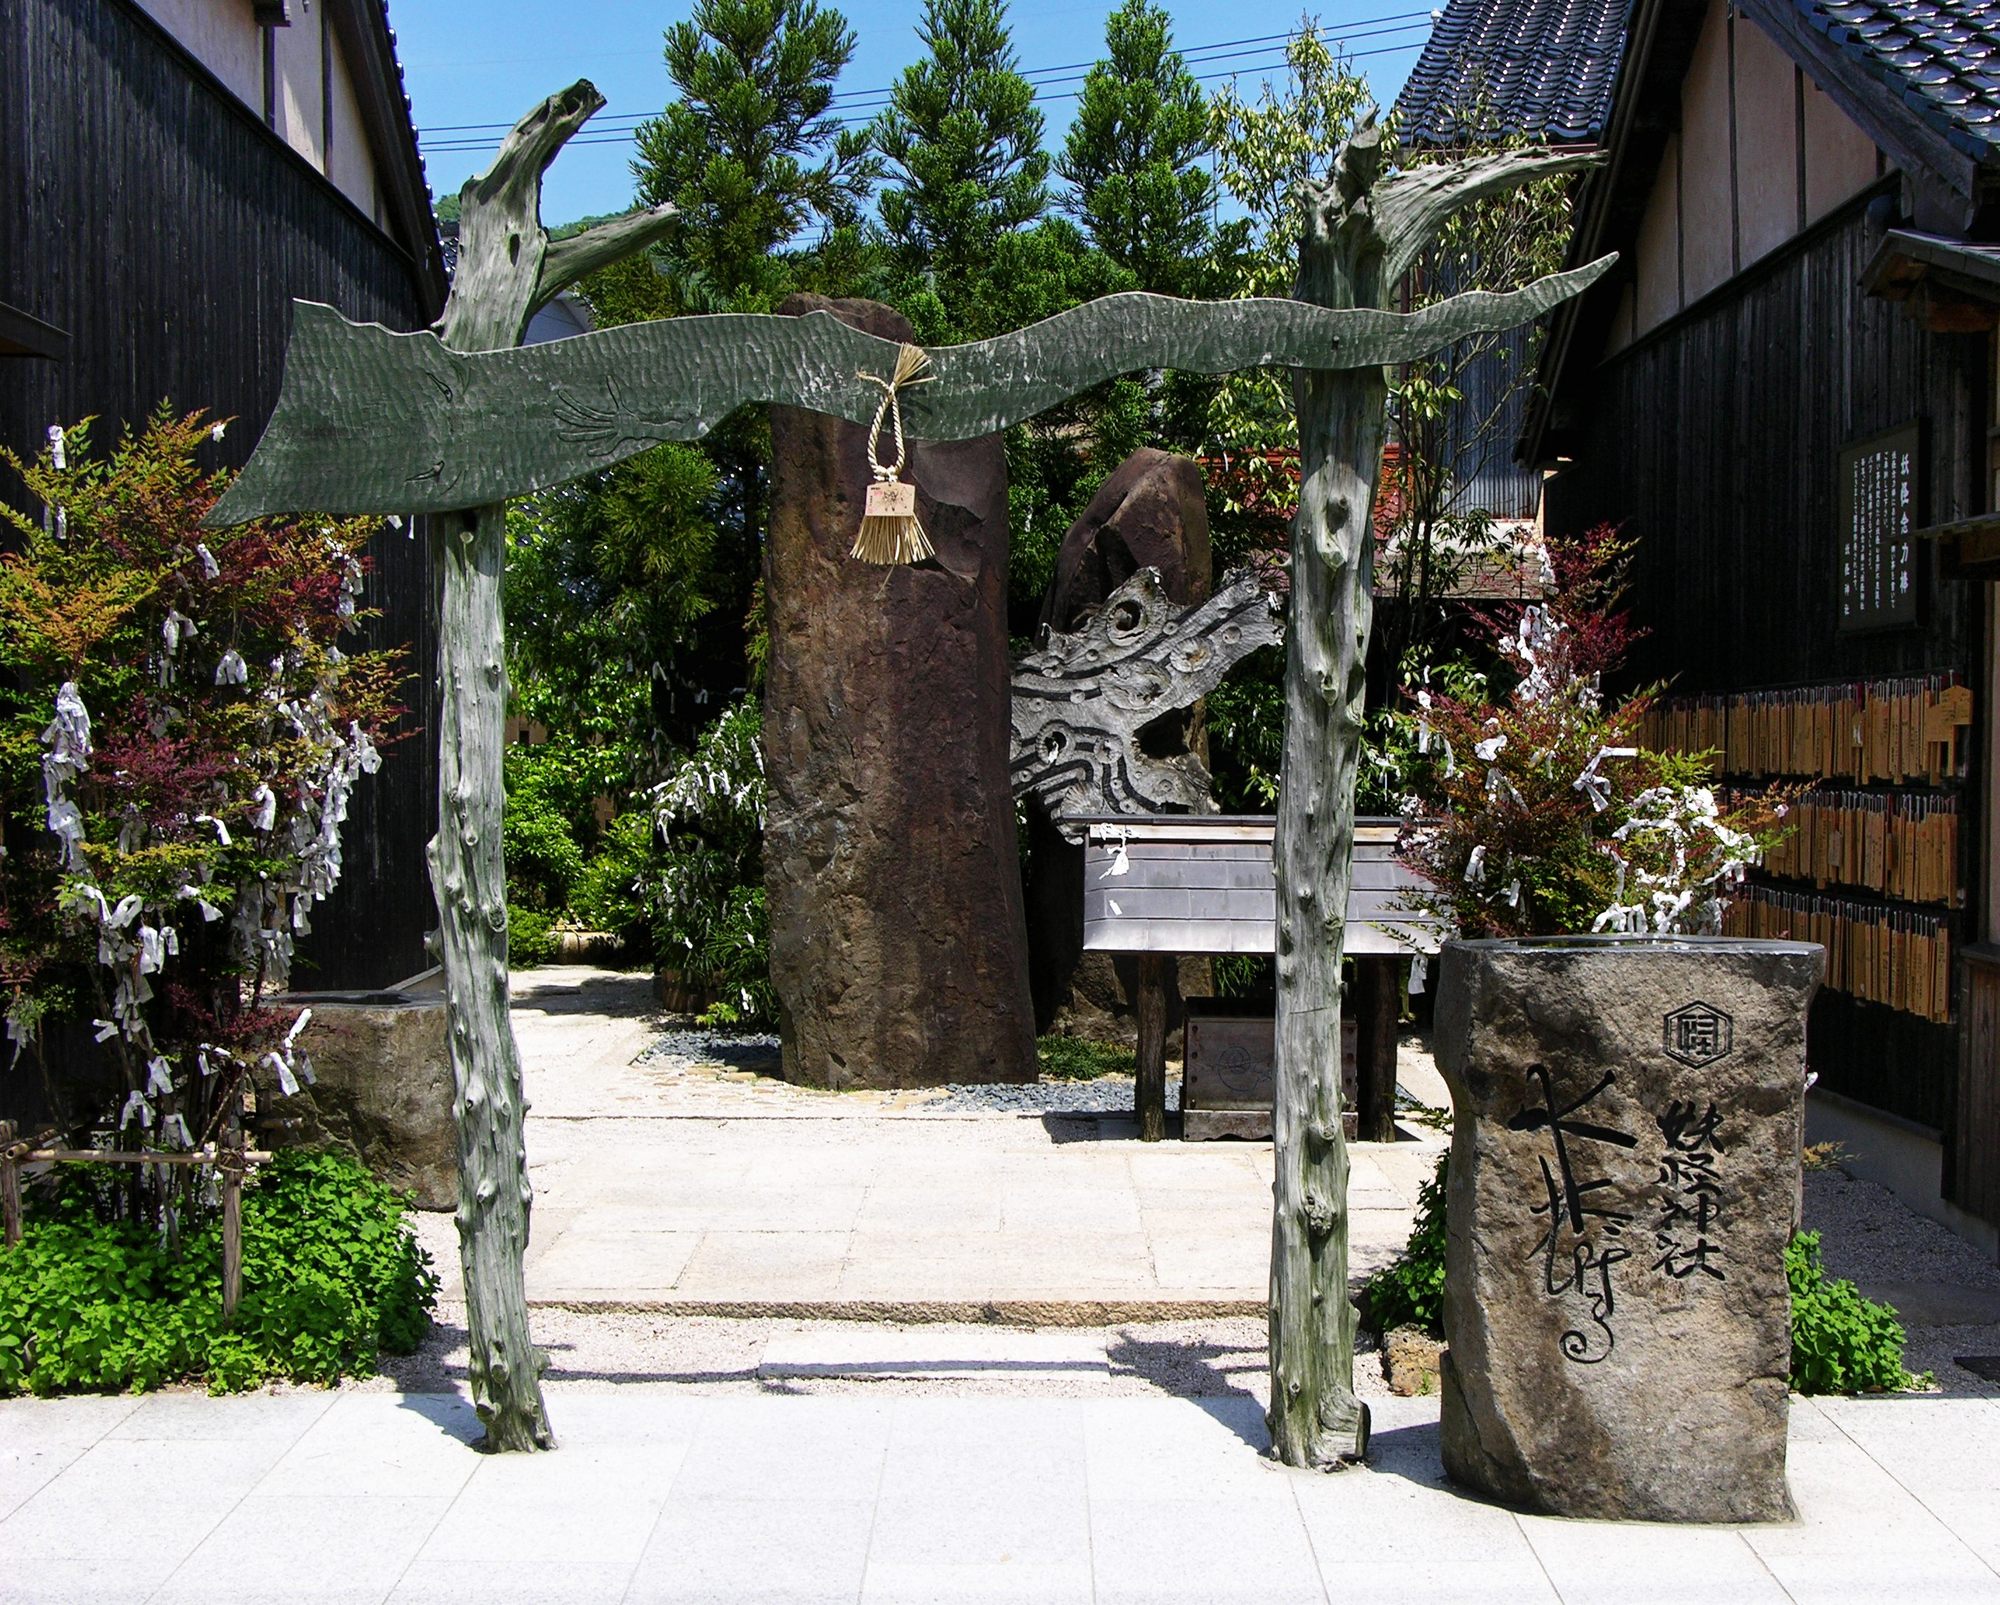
1838;421;1925;632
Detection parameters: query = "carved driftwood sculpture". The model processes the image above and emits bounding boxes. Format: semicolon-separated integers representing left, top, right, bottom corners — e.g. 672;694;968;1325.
1010;568;1282;836
208;79;1608;1461
1264;122;1602;1469
208;280;1611;524
418;83;673;1452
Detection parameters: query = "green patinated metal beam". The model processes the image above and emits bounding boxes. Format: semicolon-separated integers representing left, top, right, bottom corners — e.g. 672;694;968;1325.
208;263;1612;523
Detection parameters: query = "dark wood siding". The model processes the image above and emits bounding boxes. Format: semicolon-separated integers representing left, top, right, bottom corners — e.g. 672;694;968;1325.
1;0;440;989
1543;191;1983;1144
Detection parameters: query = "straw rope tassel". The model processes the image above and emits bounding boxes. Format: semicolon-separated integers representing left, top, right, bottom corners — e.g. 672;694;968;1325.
852;343;935;565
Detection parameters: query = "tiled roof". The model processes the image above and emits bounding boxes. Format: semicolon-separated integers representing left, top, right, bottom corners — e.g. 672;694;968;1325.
1795;0;2000;161
1394;0;1633;147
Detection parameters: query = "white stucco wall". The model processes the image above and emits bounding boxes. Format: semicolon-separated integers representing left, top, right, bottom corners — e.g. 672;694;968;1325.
128;0;382;223
1607;0;1889;356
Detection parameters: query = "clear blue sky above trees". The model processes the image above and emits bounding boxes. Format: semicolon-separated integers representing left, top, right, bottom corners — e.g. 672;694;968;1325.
395;0;1432;224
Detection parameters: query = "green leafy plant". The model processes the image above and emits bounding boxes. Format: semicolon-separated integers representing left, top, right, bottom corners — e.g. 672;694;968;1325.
649;697;773;1023
1360;1149;1448;1337
0;1150;436;1396
1393;527;1792;939
506;905;558;969
1787;1230;1923;1395
1036;1035;1136;1081
0;410;407;1221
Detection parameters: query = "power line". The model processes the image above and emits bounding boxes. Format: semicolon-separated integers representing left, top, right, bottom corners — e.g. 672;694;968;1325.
416;8;1437;149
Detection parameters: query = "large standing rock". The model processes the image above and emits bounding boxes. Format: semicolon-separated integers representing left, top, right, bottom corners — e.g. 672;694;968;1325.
1025;449;1217;1037
1038;446;1213;634
764;295;1035;1088
1432;935;1822;1522
251;990;456;1210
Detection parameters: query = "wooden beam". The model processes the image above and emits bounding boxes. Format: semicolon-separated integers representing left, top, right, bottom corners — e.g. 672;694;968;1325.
1134;955;1171;1143
1353;958;1400;1144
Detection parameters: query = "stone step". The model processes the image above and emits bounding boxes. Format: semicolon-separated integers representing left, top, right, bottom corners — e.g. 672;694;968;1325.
757;1325;1111;1381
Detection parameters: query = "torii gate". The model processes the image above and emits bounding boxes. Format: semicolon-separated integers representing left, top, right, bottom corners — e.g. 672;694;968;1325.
210;81;1610;1467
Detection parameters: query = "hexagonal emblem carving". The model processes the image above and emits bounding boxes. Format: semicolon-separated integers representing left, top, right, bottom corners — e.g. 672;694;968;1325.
1662;1002;1733;1067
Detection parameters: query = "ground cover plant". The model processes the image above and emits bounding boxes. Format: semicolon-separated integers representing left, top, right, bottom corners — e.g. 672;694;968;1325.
1035;1035;1136;1081
0;1150;436;1396
1787;1230;1924;1394
1361;1157;1926;1396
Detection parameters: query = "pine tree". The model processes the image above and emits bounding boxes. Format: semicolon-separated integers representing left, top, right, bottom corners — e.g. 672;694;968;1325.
633;0;878;306
872;0;1050;299
1057;0;1216;296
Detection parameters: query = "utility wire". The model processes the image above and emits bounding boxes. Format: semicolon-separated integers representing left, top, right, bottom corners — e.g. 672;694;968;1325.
417;9;1436;151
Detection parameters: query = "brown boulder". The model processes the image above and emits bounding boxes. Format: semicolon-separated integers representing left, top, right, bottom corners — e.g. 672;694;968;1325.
1037;447;1213;635
763;295;1035;1089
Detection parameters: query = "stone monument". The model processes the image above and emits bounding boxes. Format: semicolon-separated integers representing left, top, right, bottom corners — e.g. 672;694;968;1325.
1433;934;1822;1522
764;295;1036;1089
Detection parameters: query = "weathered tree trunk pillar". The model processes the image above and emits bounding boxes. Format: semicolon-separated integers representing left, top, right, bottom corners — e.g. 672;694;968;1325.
1266;128;1392;1469
1266;123;1606;1469
429;82;676;1451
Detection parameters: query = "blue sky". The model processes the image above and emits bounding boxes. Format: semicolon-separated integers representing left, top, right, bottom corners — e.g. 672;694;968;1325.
392;0;1437;227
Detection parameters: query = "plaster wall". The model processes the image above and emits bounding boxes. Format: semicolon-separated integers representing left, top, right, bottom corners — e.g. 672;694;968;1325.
1735;20;1801;264
271;3;324;167
130;0;260;105
127;0;381;219
1607;0;1888;355
323;16;380;219
1680;3;1738;303
1803;74;1881;221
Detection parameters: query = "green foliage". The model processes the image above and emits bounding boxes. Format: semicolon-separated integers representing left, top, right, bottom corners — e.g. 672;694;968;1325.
1036;1035;1136;1081
0;1151;436;1396
569;809;661;947
506;904;558;969
633;0;879;307
1360;1149;1448;1337
650;698;774;1022
0;409;407;1205
873;0;1050;303
1057;0;1216;296
1787;1231;1923;1395
502;746;588;914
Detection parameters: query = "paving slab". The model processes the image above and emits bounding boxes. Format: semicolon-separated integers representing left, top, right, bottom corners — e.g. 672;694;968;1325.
3;1389;1999;1603
452;968;1442;1318
759;1325;1110;1382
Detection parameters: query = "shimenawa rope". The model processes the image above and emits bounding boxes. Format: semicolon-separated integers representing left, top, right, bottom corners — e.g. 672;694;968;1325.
852;344;934;565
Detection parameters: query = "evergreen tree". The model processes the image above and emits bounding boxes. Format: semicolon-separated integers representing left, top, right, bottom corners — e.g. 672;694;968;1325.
1057;0;1216;296
633;0;878;306
872;0;1050;303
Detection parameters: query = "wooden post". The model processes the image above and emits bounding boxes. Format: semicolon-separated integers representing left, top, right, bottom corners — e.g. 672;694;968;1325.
1353;957;1399;1144
1266;125;1603;1470
1;1122;20;1248
429;82;677;1453
221;1105;243;1324
1135;954;1171;1142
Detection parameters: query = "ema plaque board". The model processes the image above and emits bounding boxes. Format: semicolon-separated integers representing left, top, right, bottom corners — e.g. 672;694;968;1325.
1079;816;1440;957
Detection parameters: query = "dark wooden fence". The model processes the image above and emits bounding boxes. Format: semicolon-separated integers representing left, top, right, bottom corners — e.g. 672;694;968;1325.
1;0;442;990
1543;187;1983;1165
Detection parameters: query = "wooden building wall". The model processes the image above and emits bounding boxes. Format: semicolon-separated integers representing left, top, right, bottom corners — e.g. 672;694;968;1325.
1;0;441;990
1544;186;1985;1140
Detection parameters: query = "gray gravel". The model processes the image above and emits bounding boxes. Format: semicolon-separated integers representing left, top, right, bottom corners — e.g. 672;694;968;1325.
635;1026;781;1073
924;1076;1181;1115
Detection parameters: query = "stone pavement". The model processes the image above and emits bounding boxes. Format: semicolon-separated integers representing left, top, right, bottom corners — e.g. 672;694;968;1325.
4;1384;1999;1604
472;968;1447;1318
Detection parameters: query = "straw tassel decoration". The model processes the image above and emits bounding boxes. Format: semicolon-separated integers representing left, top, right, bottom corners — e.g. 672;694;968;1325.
852;343;935;564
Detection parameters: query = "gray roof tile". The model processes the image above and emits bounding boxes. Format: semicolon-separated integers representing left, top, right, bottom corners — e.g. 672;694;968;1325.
1394;0;1633;146
1800;0;2000;160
